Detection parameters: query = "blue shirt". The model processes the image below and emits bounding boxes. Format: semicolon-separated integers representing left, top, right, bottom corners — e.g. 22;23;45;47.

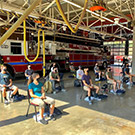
82;74;91;86
28;82;43;99
0;72;12;85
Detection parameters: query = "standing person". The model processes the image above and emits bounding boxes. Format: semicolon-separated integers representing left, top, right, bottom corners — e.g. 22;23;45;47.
28;73;56;124
124;63;135;85
76;66;84;80
25;64;34;79
49;67;66;94
0;64;18;104
82;68;101;105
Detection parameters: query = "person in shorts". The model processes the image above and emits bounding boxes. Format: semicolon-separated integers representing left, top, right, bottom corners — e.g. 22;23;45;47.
0;64;18;104
76;66;84;80
49;67;66;94
124;63;135;85
28;73;56;124
82;68;101;105
25;64;34;79
106;67;122;93
94;63;102;81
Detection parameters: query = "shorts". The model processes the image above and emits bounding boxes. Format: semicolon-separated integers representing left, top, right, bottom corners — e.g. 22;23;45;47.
107;80;114;84
31;96;55;108
125;74;130;78
83;85;97;91
0;85;17;91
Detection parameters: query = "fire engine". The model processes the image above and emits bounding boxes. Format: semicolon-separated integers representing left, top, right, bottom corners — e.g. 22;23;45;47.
0;39;113;78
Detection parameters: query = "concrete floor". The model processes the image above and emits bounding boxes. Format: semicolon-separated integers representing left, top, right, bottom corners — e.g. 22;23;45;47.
1;66;135;135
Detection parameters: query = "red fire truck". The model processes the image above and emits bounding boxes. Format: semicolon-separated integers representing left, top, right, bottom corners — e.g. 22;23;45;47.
0;39;113;78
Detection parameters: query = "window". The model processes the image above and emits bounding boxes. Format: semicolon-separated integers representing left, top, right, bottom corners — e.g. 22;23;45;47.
11;42;22;54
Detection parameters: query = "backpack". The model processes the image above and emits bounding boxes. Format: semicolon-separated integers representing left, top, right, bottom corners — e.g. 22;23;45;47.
98;94;108;99
74;79;81;87
116;89;125;95
43;81;53;93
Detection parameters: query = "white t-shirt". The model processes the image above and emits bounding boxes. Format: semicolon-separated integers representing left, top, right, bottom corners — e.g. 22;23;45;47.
76;69;84;79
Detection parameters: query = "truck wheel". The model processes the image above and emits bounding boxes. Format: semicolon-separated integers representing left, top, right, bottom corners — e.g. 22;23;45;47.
102;62;107;69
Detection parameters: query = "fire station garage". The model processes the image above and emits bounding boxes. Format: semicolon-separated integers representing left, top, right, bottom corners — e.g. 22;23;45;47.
1;0;135;134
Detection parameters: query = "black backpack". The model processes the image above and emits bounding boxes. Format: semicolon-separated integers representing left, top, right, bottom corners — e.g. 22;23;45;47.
74;79;81;87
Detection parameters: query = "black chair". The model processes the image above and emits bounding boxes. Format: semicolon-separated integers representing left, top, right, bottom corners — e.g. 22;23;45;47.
26;89;40;122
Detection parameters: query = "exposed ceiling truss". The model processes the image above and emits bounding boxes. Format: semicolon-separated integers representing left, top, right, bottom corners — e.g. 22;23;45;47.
0;0;134;42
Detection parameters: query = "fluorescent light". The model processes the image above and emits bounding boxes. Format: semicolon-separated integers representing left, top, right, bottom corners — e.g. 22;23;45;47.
0;8;11;12
28;15;39;19
63;0;81;8
15;11;23;15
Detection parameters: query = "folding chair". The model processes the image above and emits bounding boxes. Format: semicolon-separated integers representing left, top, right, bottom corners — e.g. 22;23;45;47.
80;81;87;100
26;89;40;122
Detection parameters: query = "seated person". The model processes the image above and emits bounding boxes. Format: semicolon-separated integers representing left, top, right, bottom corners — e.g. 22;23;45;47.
82;68;101;105
25;64;34;79
51;63;58;72
94;63;102;80
76;66;84;80
106;67;122;93
50;63;63;79
0;64;18;104
49;67;66;93
124;63;135;85
28;73;56;124
69;62;75;73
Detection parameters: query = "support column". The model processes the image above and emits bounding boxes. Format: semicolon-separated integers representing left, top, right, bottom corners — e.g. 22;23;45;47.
132;26;135;74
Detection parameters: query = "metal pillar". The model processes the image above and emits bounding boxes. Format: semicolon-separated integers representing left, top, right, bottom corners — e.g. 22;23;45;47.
132;26;135;74
0;0;42;45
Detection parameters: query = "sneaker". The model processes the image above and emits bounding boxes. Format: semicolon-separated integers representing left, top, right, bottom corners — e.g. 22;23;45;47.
53;91;56;94
88;100;92;105
110;90;116;95
61;89;66;92
126;82;131;85
94;97;101;101
4;99;9;105
95;78;100;81
38;119;48;125
49;115;56;121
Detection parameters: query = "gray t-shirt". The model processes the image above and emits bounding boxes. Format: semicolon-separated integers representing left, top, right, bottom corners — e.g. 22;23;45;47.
94;66;99;72
25;69;33;76
0;72;12;85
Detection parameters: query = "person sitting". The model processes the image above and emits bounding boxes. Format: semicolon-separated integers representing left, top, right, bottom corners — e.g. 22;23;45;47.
25;64;34;80
69;62;75;73
51;63;58;72
106;67;122;94
124;63;135;85
82;68;101;105
0;64;18;104
94;63;102;81
76;66;84;80
50;63;63;80
49;67;66;94
28;73;56;124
